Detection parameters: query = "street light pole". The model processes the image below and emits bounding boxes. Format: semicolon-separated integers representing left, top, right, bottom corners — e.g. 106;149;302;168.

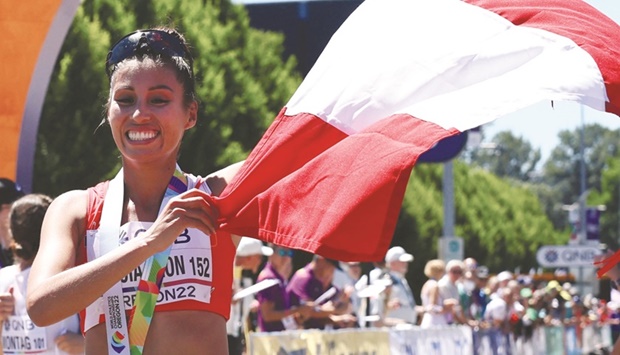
443;160;455;238
578;104;587;295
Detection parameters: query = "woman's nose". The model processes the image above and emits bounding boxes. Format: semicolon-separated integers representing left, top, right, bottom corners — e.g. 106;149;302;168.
131;101;150;121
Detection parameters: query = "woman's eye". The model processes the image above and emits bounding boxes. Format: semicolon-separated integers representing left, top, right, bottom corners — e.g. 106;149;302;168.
115;97;134;105
151;97;170;105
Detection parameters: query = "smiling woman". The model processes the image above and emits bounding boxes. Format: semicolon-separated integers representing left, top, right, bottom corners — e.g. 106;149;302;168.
25;27;243;355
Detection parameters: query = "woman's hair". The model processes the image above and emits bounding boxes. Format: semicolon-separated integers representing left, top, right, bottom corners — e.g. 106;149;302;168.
9;194;52;261
104;27;197;115
424;259;445;279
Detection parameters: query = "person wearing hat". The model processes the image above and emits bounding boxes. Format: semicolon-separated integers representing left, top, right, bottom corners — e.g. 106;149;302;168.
0;178;24;268
369;246;418;326
287;255;353;330
227;237;273;355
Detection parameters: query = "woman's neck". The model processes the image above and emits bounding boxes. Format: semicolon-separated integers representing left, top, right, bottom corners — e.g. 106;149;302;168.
121;159;179;218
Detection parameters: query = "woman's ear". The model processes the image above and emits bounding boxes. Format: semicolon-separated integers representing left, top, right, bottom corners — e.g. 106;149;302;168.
185;100;198;129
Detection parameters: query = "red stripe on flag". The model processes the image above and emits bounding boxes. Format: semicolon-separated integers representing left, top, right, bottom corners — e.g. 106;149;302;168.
465;0;620;115
217;109;458;261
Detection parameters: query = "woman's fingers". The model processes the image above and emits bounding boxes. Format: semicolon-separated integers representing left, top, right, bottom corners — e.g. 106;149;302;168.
147;189;222;249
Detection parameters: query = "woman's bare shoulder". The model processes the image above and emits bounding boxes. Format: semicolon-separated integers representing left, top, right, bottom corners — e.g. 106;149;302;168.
44;189;89;231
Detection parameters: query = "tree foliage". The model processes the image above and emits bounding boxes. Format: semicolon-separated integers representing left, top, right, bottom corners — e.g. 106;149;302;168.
34;0;301;195
541;124;620;229
395;161;565;296
462;131;541;182
589;155;620;249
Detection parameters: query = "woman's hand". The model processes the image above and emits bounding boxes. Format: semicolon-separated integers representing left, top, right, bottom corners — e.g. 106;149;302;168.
0;288;14;322
144;189;219;253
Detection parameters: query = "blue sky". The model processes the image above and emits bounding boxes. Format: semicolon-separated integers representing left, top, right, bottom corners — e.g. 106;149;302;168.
480;0;620;166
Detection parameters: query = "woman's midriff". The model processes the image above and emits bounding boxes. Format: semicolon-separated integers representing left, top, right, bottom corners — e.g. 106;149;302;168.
84;310;228;354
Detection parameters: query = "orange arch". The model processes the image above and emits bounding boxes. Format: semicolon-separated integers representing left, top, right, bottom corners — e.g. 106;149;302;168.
0;0;79;191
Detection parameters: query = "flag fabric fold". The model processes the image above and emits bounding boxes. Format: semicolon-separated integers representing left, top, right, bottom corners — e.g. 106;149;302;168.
215;0;620;262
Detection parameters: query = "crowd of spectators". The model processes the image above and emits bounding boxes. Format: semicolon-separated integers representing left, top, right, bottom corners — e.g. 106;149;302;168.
227;240;620;354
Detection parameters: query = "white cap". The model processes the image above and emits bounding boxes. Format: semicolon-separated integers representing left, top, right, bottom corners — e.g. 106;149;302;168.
385;246;414;263
236;237;273;257
497;271;513;283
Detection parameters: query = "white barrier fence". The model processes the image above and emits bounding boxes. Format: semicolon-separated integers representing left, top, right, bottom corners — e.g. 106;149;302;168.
248;324;612;355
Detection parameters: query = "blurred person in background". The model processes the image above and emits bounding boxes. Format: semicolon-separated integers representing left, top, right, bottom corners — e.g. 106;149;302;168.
288;255;354;329
0;178;24;268
333;261;366;327
255;244;311;332
438;259;467;325
464;265;490;325
369;246;418;327
484;286;512;330
420;259;452;328
496;271;514;290
0;194;83;354
227;238;272;355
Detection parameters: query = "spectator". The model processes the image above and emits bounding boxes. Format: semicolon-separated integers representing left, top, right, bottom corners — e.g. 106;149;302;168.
370;246;418;326
542;280;570;326
496;271;514;289
464;265;490;324
438;259;467;325
484;286;512;331
0;178;24;268
420;259;449;328
333;261;365;327
227;238;273;355
288;256;353;329
0;194;83;354
369;260;386;284
255;245;310;332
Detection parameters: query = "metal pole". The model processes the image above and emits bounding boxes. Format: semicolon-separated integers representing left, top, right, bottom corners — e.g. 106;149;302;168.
443;160;455;238
579;105;586;295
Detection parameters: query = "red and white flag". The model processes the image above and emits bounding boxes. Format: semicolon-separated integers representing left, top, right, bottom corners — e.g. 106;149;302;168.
214;0;620;262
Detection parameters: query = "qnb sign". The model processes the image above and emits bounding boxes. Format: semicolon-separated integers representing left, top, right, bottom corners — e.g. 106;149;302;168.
536;245;602;267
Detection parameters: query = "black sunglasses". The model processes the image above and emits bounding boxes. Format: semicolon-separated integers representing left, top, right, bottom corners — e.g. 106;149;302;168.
105;30;192;78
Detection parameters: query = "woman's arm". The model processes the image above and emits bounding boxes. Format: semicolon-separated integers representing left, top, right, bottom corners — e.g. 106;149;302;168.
27;188;220;326
27;190;153;326
205;161;245;197
259;301;310;322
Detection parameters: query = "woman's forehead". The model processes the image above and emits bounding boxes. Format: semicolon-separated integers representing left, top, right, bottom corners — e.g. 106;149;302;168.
111;59;180;87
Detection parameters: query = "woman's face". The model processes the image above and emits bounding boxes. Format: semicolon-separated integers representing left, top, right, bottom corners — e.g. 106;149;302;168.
107;59;197;165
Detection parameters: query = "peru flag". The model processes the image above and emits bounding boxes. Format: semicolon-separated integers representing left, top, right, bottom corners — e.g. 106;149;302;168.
214;0;620;262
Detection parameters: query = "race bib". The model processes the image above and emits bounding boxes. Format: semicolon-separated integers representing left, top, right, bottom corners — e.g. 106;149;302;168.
88;222;214;309
282;315;298;330
2;315;48;354
117;222;213;308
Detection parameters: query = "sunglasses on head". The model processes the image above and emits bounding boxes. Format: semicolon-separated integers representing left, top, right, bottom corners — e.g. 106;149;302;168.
277;249;294;257
106;30;192;78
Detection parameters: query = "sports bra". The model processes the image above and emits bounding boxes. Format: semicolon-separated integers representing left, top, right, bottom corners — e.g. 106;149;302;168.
78;175;234;333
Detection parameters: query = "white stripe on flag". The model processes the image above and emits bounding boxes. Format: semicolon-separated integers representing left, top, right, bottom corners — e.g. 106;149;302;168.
285;0;605;133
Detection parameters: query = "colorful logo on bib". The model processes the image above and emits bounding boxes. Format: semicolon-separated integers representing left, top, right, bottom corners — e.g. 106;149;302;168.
111;330;126;353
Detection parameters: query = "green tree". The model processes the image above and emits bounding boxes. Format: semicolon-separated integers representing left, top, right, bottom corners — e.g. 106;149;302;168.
542;124;620;229
589;156;620;249
34;0;301;196
395;161;564;297
462;130;541;182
